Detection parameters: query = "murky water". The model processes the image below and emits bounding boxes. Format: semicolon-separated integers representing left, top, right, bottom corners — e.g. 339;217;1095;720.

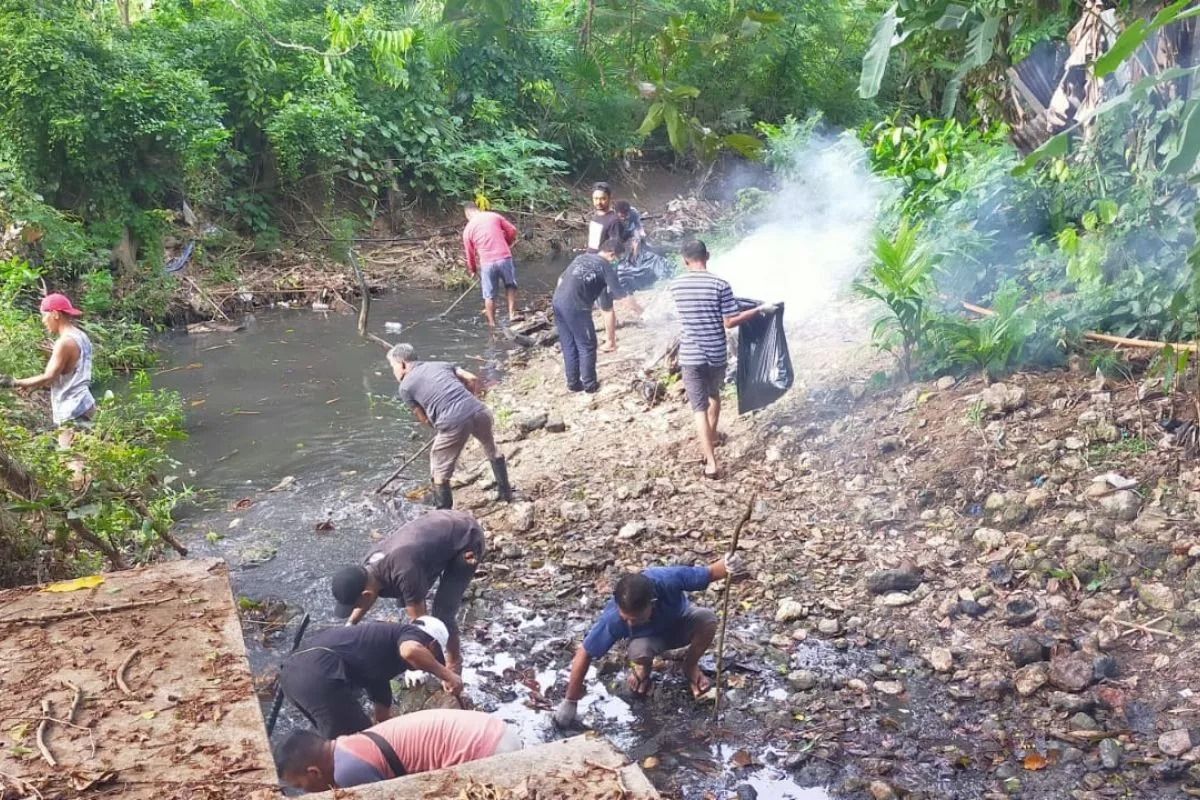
156;260;831;799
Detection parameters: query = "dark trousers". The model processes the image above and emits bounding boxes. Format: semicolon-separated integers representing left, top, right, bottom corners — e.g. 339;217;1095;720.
279;653;372;738
553;302;598;392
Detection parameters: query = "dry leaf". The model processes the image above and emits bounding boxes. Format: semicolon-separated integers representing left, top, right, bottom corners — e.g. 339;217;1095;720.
731;749;753;768
1023;753;1048;771
43;575;104;593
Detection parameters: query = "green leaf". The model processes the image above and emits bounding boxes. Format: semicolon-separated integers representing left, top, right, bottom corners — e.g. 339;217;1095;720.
1013;130;1070;175
722;133;764;159
1165;98;1200;175
965;14;1000;69
859;3;901;99
1096;199;1119;224
663;104;688;152
941;69;965;117
636;102;665;136
746;9;782;24
933;3;969;30
1095;0;1200;77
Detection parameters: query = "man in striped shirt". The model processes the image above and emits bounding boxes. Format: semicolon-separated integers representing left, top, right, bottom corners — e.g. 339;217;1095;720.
668;240;770;478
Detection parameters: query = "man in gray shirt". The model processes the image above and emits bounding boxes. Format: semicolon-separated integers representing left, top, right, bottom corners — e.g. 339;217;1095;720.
331;510;486;676
388;344;511;509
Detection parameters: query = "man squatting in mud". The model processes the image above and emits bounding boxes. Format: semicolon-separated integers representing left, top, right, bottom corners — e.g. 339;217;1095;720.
553;552;748;728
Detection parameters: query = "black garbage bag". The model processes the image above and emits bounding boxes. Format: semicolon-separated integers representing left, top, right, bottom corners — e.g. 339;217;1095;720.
735;299;793;414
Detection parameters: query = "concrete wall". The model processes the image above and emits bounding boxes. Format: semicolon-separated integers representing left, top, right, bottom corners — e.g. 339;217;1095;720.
311;734;658;799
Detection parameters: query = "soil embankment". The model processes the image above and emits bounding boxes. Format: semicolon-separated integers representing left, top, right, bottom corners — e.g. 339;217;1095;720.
441;295;1200;798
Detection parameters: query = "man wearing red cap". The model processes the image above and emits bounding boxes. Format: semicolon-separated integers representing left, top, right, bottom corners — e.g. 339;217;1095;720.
9;294;96;430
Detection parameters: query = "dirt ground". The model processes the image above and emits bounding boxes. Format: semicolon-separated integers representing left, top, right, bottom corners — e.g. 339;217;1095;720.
435;292;1200;798
0;559;277;800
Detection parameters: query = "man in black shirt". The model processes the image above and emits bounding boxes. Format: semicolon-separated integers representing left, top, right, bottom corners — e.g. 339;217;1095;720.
586;182;623;253
330;510;485;676
279;619;462;738
552;237;629;393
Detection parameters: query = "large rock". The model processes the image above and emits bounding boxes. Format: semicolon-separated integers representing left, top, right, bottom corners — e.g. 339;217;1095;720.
775;599;806;623
927;647;953;673
980;382;1027;414
509;502;536;532
1136;580;1178;611
1098;490;1141;521
559;501;591;523
1048;651;1095;693
1007;634;1048;667
1014;663;1050;697
866;566;923;595
880;592;916;607
973;527;1006;552
787;670;818;691
618;521;648;540
1159;729;1195;757
516;412;549;434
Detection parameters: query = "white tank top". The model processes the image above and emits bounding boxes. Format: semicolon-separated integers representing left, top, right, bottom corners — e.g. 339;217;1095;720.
50;327;95;425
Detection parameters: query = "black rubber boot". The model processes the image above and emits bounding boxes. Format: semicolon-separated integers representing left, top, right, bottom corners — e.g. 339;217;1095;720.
489;457;513;503
432;481;453;510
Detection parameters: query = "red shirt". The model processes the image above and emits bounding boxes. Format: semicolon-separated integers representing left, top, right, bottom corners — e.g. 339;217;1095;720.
462;212;518;270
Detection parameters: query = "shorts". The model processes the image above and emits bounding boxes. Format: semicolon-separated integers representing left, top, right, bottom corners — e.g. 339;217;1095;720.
480;258;518;301
430;408;502;481
627;606;718;661
680;363;726;412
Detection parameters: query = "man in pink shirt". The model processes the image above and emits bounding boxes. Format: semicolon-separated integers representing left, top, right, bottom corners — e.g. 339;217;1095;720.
275;709;522;791
461;202;519;328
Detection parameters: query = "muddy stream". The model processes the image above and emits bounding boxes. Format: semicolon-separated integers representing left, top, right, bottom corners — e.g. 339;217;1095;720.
157;258;836;799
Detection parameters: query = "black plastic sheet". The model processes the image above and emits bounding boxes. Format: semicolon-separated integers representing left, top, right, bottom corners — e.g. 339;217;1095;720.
735;299;793;414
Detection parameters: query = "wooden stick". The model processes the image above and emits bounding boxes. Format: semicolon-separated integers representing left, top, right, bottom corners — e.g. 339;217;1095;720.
962;302;1199;352
348;250;371;338
374;438;437;494
713;494;757;721
365;332;393;351
0;596;175;626
36;699;56;766
439;279;479;319
62;680;83;723
116;647;141;696
0;769;43;799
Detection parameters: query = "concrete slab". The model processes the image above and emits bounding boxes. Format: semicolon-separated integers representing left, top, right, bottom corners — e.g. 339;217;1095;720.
313;734;658;799
0;558;279;799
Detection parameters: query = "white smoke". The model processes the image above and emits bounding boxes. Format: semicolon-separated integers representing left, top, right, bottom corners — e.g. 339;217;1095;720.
709;132;888;321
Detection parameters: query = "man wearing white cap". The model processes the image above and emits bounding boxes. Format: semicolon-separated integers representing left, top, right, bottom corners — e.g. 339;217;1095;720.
8;293;95;431
279;618;459;738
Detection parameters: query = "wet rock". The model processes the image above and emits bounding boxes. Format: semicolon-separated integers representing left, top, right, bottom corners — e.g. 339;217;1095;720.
1049;650;1094;693
1014;663;1049;697
1099;738;1122;770
817;618;840;636
880;592;915;607
787;669;818;691
868;781;897;800
873;680;904;696
516;412;548;434
955;599;988;618
1048;691;1090;712
1008;634;1048;667
734;785;758;800
618;521;647;540
775;599;806;623
980;382;1027;414
866;566;923;594
559;501;590;522
987;563;1014;587
1135;580;1178;611
544;415;566;433
1158;729;1195;757
927;647;953;673
1098;490;1141;521
509;502;535;532
1093;654;1119;680
1069;712;1099;731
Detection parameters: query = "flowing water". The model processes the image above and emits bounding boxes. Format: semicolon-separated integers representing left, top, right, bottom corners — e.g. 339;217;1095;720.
156;258;832;799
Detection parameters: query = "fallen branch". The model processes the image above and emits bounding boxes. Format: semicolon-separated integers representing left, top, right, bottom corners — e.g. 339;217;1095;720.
1111;615;1179;639
374;438;437;494
962;302;1199;352
62;680;83;723
116;648;142;696
0;596;175;626
439;279;479;319
36;699;56;767
0;769;43;800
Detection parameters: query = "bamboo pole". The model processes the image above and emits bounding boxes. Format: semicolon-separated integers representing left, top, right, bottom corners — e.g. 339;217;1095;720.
961;301;1199;352
374;437;437;494
713;494;756;721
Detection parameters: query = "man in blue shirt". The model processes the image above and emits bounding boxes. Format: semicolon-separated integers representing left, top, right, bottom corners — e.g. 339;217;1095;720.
552;554;745;728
